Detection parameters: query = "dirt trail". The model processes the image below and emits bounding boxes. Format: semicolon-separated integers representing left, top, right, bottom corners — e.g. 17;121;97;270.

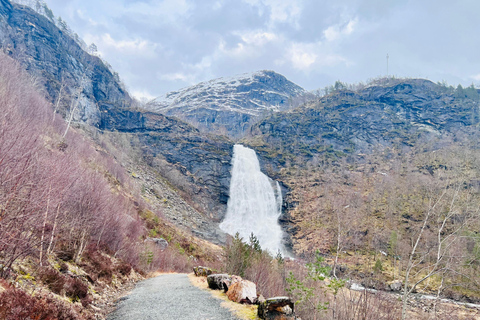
107;273;239;320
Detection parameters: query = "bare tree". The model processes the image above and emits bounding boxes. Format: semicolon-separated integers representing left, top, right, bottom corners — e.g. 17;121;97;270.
400;181;476;319
63;72;89;137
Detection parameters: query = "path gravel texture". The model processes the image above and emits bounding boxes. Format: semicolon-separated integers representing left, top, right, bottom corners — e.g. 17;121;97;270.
107;273;240;320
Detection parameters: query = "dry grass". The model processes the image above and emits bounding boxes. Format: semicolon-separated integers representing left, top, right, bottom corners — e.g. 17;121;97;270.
188;273;259;320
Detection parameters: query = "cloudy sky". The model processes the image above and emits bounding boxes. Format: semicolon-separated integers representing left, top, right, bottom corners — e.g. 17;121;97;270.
42;0;480;100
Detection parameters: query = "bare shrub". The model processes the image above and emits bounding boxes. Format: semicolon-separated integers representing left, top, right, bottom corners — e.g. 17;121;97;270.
0;288;83;320
64;277;88;301
37;266;66;295
82;245;113;280
116;261;132;276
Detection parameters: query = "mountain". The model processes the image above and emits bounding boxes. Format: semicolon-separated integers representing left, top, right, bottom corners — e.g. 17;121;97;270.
246;78;480;170
0;0;132;125
0;0;234;243
146;70;306;137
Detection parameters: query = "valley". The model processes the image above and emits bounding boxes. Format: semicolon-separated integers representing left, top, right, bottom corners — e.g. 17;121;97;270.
0;0;480;319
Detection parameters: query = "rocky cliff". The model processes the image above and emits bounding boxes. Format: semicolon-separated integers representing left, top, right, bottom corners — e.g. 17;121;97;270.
0;0;234;243
0;0;132;125
99;103;234;225
247;78;480;170
146;70;306;137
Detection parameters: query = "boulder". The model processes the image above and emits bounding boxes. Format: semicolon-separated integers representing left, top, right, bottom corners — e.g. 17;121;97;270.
226;280;257;304
258;296;296;320
193;266;213;277
145;237;168;250
207;274;231;290
222;275;242;292
389;280;402;291
256;294;266;305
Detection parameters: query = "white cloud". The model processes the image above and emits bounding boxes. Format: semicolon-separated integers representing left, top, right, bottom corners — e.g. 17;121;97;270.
217;30;279;60
471;74;480;81
84;33;158;58
288;46;317;71
131;89;156;101
239;31;277;46
125;0;193;23
265;0;302;25
324;18;358;42
159;72;196;83
242;0;303;28
212;0;224;10
284;42;349;71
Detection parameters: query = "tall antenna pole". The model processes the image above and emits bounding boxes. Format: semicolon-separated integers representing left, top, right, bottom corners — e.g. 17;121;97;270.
386;53;389;77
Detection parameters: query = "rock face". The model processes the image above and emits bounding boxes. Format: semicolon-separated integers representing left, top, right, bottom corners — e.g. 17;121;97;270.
0;0;132;126
258;296;296;320
389;280;402;291
225;279;257;304
145;238;168;250
146;70;305;137
0;0;234;241
248;78;480;168
99;104;233;223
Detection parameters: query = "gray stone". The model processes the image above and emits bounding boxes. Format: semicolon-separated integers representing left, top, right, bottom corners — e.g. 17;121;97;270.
145;237;168;250
193;266;213;277
207;274;231;290
389;280;402;291
221;275;242;292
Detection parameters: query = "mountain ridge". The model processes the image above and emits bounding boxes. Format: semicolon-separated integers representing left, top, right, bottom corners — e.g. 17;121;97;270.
246;77;480;170
0;0;133;126
146;70;306;137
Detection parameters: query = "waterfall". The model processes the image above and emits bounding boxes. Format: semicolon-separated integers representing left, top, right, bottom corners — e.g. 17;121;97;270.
220;144;285;255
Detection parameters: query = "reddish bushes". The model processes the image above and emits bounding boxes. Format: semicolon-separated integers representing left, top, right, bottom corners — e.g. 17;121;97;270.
0;53;146;278
38;267;66;295
82;245;113;281
37;266;89;304
0;288;83;320
64;277;89;301
116;261;132;276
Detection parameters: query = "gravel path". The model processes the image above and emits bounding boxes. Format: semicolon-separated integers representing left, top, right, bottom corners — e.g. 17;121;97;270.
107;273;240;320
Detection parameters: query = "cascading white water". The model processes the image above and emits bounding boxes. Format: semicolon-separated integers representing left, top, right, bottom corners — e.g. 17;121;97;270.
220;144;285;255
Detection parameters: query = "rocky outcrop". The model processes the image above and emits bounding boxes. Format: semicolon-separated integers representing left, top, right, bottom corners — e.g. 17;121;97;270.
0;1;233;243
145;238;168;250
99;104;234;223
389;280;402;291
258;296;296;320
0;0;132;126
248;78;480;168
147;71;305;137
225;279;257;304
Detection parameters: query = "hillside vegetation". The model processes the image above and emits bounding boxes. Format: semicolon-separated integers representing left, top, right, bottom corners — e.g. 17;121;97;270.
240;78;480;318
0;54;221;319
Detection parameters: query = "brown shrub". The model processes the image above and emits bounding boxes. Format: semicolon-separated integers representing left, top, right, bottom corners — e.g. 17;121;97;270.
0;288;82;320
116;261;132;276
64;277;88;301
59;261;69;273
37;266;66;295
82;245;113;280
